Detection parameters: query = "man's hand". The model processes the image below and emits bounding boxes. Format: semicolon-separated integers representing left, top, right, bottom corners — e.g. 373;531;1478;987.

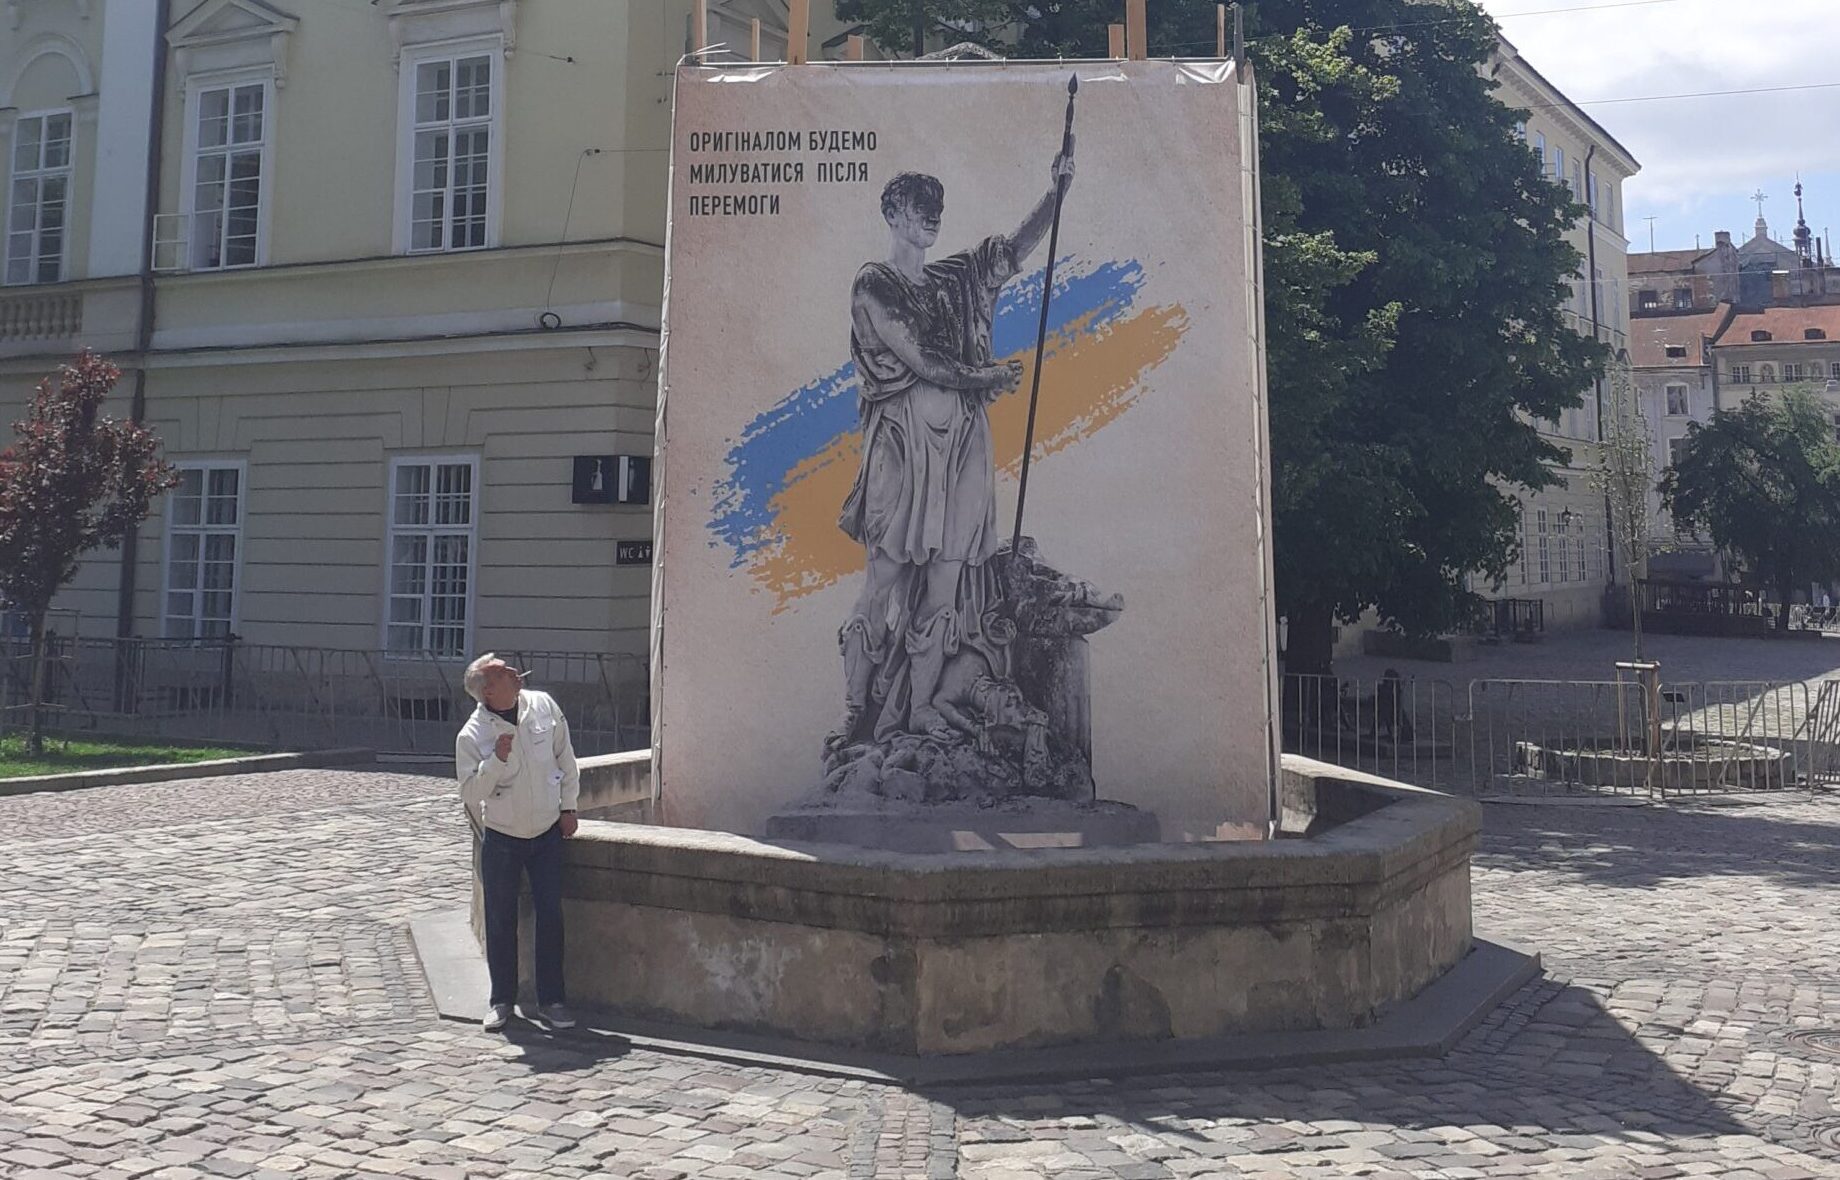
494;733;514;762
559;811;579;839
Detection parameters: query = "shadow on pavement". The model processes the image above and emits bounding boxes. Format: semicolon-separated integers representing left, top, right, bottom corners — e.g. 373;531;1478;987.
1478;794;1840;889
927;980;1764;1165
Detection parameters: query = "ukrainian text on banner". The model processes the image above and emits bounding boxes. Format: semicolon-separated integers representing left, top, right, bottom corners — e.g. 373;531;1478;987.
654;60;1275;840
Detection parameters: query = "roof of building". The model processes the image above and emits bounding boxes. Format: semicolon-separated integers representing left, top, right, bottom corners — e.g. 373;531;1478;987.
1629;248;1711;277
1630;304;1732;367
1717;304;1840;347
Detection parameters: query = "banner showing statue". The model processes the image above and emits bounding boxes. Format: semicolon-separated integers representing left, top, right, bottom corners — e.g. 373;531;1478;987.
653;61;1277;841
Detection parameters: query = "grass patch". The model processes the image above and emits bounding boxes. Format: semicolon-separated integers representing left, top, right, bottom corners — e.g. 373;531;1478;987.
0;734;255;779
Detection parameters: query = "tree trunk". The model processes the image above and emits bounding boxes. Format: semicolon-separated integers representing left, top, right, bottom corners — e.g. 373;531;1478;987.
1630;580;1644;660
1776;576;1795;633
26;611;47;757
1284;600;1336;679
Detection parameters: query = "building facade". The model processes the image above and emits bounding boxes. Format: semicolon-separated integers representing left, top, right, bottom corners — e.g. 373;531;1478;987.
1628;303;1732;579
1483;39;1639;635
0;0;840;677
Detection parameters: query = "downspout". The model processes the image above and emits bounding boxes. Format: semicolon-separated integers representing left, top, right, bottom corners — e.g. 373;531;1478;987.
1583;145;1616;590
116;0;172;642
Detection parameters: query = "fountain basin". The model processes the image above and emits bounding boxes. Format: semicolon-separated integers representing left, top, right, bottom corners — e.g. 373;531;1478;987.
476;755;1477;1056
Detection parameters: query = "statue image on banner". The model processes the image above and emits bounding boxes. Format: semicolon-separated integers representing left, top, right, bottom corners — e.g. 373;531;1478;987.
822;132;1127;804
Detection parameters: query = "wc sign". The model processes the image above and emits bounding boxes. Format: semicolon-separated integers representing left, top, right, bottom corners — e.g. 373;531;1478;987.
572;455;651;505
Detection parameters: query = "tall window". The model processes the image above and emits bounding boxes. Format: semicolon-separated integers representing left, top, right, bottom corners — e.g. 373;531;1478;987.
1784;362;1806;382
1554;146;1565;187
1665;385;1690;416
408;54;493;251
1831;362;1840;380
5;111;72;285
387;457;477;657
165;464;243;639
1668;437;1688;468
1536;508;1550;584
1730;364;1752;383
190;82;266;269
1556;516;1572;583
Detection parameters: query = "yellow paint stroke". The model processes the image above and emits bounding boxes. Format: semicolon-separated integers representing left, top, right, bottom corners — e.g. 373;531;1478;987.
746;302;1191;609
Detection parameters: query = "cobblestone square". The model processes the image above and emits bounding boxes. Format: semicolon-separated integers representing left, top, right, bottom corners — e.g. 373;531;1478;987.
3;765;1839;1177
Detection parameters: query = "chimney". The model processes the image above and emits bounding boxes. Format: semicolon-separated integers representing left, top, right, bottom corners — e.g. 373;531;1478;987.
1715;230;1733;248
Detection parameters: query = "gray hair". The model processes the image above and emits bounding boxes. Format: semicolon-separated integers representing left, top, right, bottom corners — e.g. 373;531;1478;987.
463;652;499;702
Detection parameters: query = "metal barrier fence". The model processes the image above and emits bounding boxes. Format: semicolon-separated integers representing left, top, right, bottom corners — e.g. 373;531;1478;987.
0;637;650;757
1284;672;1834;799
1282;674;1463;791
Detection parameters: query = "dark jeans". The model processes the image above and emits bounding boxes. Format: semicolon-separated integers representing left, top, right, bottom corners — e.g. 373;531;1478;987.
480;822;565;1007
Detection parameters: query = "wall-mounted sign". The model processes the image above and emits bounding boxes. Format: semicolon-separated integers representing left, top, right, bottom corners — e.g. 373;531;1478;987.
616;539;654;566
573;455;651;505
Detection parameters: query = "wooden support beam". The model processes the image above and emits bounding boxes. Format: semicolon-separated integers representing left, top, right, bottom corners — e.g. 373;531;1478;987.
845;33;865;60
692;0;707;53
1216;4;1226;57
1107;23;1124;58
787;0;808;63
1125;0;1147;60
750;17;761;60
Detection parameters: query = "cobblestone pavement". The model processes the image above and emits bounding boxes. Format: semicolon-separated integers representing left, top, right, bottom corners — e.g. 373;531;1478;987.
4;768;1840;1178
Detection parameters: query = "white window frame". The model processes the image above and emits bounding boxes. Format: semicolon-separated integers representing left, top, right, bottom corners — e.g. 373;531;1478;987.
1665;384;1690;417
393;37;506;255
4;107;75;286
383;453;480;659
1830;362;1840;381
1536;508;1550;585
178;68;275;271
161;460;247;640
1731;364;1752;383
1784;362;1806;383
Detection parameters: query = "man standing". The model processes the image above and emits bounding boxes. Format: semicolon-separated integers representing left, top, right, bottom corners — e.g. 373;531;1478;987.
457;653;580;1032
834;146;1075;746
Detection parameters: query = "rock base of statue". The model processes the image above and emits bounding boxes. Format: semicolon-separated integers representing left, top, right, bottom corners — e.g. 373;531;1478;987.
764;797;1160;852
821;536;1124;807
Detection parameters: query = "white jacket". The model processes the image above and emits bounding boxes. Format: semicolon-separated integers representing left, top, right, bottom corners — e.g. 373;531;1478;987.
456;689;581;838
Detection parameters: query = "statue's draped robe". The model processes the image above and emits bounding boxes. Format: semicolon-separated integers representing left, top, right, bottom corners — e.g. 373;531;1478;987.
840;234;1019;740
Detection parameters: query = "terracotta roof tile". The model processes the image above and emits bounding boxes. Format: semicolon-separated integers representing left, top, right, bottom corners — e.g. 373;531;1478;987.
1630;304;1730;368
1718;304;1840;347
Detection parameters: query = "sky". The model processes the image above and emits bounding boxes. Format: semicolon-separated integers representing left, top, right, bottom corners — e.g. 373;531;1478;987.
1474;0;1840;256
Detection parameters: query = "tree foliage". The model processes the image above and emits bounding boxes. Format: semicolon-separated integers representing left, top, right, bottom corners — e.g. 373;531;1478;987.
828;0;1604;673
0;352;175;751
1660;388;1840;631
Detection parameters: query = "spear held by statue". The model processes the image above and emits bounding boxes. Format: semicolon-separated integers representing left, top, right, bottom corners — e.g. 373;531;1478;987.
1009;73;1078;558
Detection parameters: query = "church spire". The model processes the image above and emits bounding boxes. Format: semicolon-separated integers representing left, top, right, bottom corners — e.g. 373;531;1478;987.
1795;179;1815;266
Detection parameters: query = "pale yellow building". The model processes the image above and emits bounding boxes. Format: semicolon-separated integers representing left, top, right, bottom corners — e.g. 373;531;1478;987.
0;0;840;683
1483;38;1639;635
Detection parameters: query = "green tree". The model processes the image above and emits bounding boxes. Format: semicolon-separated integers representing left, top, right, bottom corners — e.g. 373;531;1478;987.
1660;388;1840;632
0;353;175;753
829;0;1603;675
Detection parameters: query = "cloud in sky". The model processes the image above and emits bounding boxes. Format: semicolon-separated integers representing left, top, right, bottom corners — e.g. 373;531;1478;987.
1477;0;1840;248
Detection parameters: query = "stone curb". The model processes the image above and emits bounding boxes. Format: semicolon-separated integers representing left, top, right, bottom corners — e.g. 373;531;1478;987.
409;910;1540;1085
0;747;376;797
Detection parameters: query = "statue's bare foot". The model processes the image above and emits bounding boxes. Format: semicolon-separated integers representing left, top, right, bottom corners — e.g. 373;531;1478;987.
908;706;957;743
823;706;864;757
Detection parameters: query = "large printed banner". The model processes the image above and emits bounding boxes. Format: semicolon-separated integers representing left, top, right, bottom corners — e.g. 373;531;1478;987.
653;61;1276;840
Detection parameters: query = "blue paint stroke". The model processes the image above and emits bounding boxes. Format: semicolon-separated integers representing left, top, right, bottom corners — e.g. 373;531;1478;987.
708;257;1147;565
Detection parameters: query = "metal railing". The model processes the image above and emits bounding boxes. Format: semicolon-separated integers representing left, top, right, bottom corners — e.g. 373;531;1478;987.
1282;673;1462;791
1284;671;1832;799
0;636;650;757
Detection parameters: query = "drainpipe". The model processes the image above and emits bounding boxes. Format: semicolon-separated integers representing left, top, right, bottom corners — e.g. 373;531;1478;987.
115;0;172;643
1583;145;1616;590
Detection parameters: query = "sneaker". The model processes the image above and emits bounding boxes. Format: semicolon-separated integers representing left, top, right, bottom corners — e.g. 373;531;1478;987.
482;1003;511;1032
537;1003;577;1029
